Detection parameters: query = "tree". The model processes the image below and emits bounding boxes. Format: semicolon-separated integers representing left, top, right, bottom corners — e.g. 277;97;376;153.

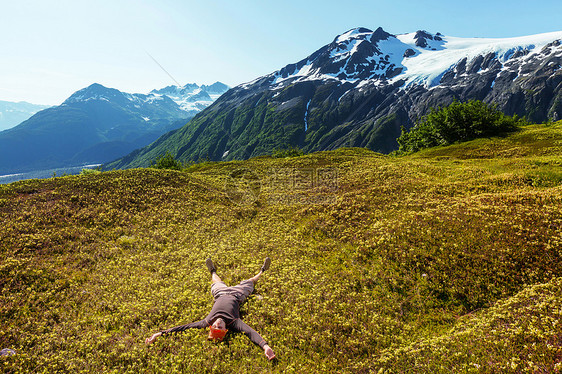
271;146;305;158
397;100;523;153
152;151;183;170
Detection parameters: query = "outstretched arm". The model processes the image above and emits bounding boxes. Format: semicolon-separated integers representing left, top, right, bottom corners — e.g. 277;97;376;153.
231;319;275;360
145;319;208;345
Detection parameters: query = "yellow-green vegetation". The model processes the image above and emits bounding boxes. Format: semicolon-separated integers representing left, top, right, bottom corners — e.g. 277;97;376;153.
2;122;562;373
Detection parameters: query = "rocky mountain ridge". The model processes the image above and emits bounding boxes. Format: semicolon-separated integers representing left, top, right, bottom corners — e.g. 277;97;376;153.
150;81;230;112
64;82;229;118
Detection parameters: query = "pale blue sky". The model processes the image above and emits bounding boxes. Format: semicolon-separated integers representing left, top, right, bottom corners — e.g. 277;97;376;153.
1;0;561;105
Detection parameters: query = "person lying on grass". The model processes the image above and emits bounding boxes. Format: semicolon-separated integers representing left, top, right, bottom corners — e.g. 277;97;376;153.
145;257;276;361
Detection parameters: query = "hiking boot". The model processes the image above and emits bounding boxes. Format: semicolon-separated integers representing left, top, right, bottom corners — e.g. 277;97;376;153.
206;258;216;274
261;257;271;272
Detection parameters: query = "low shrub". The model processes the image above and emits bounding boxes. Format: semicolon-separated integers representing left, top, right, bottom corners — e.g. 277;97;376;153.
398;100;523;153
271;147;305;158
152;151;183;170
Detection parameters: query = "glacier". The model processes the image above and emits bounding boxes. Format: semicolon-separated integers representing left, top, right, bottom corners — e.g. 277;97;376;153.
265;27;562;90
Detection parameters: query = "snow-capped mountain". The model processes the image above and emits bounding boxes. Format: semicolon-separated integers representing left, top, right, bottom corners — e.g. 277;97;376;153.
0;82;229;174
106;27;562;169
0;100;51;131
150;82;229;113
63;83;187;121
265;27;562;90
65;81;229;118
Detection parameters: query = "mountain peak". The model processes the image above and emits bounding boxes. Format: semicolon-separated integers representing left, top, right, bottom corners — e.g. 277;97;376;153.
271;26;401;85
150;82;229;111
63;83;124;105
86;82;106;90
202;82;230;94
150;84;194;96
268;27;562;90
150;82;229;97
334;27;373;43
82;83;123;95
371;27;394;43
333;27;394;45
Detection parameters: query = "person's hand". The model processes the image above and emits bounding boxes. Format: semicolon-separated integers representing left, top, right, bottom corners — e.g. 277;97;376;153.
145;332;162;345
263;344;276;360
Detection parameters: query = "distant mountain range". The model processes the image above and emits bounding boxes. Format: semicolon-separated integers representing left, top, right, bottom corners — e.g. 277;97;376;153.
0;82;228;174
0;101;51;131
150;82;229;113
106;27;562;169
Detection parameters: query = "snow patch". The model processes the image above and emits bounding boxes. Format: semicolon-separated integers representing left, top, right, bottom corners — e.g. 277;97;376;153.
0;172;23;179
330;39;364;61
273;60;316;85
336;28;373;44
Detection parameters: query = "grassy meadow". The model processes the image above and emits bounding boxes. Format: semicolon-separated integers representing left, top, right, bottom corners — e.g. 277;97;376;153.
1;122;562;373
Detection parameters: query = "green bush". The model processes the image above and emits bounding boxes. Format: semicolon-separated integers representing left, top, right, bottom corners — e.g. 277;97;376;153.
397;100;523;153
271;146;305;158
152;151;183;170
79;167;101;176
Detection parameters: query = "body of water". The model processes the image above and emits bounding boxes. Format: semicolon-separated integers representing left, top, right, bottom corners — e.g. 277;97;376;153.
0;164;102;185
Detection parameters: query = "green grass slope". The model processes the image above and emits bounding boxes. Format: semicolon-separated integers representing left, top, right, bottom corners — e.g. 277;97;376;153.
1;122;562;373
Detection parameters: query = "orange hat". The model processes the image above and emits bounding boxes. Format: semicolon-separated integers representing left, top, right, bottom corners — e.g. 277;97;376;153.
208;325;227;341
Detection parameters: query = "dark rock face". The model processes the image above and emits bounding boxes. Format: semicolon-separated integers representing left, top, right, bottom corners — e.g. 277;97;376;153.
438;43;562;124
414;30;433;48
403;49;416;58
371;27;393;43
413;30;445;50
